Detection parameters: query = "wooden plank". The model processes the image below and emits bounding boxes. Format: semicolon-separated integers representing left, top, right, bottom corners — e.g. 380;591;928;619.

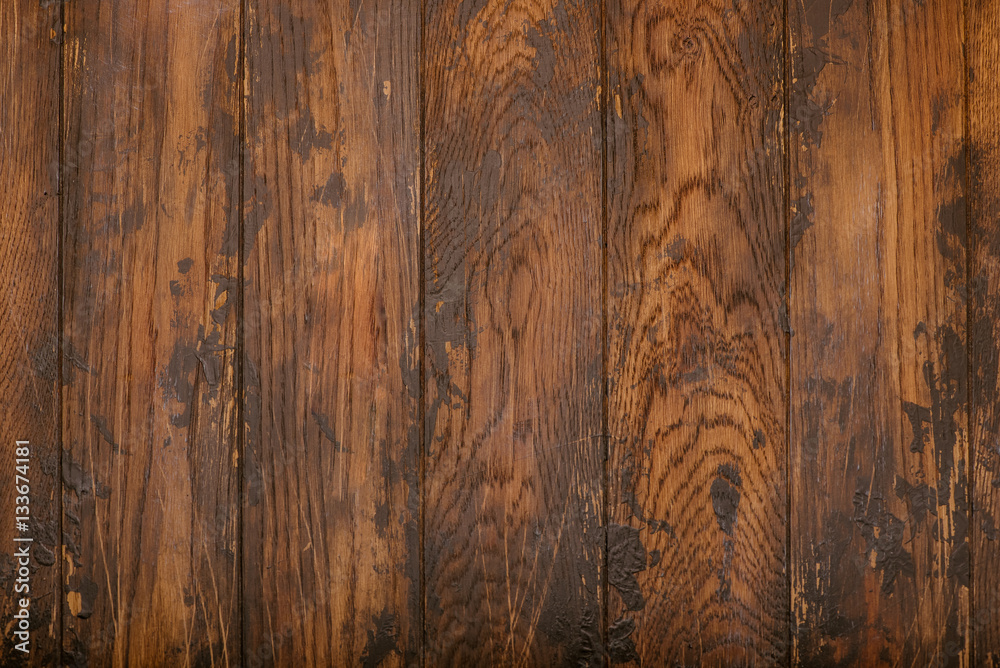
969;1;1000;662
789;0;969;664
0;0;62;663
605;0;787;664
61;1;242;664
422;0;604;663
241;0;421;664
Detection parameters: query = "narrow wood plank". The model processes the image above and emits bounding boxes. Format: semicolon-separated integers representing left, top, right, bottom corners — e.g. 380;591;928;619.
0;0;61;663
241;1;421;664
789;0;969;664
61;1;242;664
605;0;787;664
969;1;1000;662
422;0;604;663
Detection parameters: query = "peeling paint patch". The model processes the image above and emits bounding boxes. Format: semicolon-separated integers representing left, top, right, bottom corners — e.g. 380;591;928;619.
608;524;646;611
311;171;346;207
608;616;640;665
360;609;399;668
983;513;999;541
792;47;836;146
852;486;914;593
62;455;110;500
67;575;98;619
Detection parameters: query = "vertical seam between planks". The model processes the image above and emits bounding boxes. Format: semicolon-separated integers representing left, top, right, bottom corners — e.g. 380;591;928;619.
418;0;427;662
962;0;974;658
883;0;903;521
599;0;610;661
782;0;793;664
58;0;66;657
237;0;247;662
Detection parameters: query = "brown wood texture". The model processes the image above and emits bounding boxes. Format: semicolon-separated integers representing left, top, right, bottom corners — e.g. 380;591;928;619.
421;0;605;663
6;1;1000;665
61;0;242;664
605;0;788;664
969;0;1000;662
789;0;969;664
0;0;62;664
241;0;421;665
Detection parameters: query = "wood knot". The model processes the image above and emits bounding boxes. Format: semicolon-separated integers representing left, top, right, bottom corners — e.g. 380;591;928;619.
643;10;702;76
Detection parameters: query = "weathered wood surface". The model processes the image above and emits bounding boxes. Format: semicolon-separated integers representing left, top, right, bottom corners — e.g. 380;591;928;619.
605;0;788;664
0;0;61;664
61;0;242;664
5;0;1000;665
242;0;421;665
422;0;605;663
970;0;1000;663
789;0;969;664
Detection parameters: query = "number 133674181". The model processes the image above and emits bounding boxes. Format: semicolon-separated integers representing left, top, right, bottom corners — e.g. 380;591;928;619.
12;439;32;654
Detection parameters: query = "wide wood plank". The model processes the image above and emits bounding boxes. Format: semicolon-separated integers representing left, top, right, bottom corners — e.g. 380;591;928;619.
605;0;788;664
61;1;242;664
422;0;605;663
0;0;61;663
969;0;1000;662
241;0;421;664
788;0;968;664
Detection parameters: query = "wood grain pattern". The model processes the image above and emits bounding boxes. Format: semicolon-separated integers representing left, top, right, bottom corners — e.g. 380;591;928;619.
8;2;1000;664
789;0;969;664
969;0;1000;662
422;0;605;663
0;0;61;664
605;0;788;664
241;0;421;665
61;0;242;664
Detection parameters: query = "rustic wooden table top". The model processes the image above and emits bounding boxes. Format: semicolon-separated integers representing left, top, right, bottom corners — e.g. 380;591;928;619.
2;0;998;665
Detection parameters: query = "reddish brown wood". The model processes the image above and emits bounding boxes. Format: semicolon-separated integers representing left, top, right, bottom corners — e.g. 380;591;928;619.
61;1;242;663
422;0;605;663
789;0;969;663
970;0;1000;661
0;0;62;663
241;0;421;664
605;0;788;663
